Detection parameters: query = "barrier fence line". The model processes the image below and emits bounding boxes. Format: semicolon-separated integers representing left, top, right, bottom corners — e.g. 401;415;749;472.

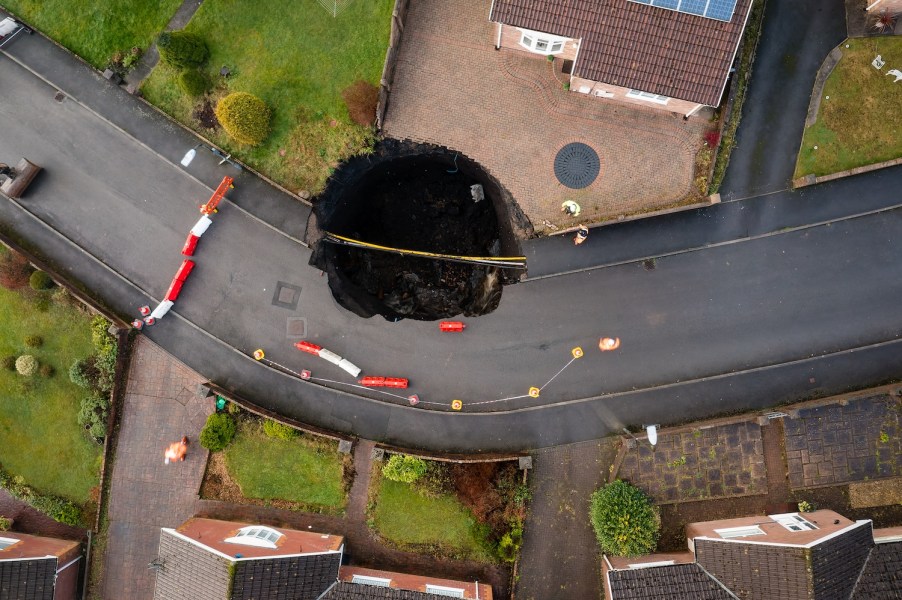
324;232;527;269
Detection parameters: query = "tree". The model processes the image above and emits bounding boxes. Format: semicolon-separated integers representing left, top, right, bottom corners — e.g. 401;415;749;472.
215;92;272;146
589;480;660;557
156;31;209;69
382;454;429;484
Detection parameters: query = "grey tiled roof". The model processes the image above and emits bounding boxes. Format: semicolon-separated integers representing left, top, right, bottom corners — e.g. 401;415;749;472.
0;557;57;600
607;563;735;599
232;552;341;600
695;522;875;600
490;0;753;106
154;530;232;600
853;541;902;599
318;581;455;600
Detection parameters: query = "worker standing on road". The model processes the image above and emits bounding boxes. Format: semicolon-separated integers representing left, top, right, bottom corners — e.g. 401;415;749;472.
574;225;589;245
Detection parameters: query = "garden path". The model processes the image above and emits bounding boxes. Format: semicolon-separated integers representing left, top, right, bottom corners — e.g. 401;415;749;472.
123;0;204;92
100;337;210;600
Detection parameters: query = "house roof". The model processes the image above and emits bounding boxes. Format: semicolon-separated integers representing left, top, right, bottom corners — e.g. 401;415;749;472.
153;528;342;600
852;541;902;598
694;521;875;599
317;581;459;600
607;563;735;599
0;557;57;600
490;0;754;106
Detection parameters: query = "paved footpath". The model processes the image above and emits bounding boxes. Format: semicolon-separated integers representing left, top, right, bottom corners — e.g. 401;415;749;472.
102;337;211;600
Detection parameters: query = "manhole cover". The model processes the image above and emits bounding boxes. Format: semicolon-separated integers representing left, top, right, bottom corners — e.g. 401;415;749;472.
554;142;600;189
271;281;302;310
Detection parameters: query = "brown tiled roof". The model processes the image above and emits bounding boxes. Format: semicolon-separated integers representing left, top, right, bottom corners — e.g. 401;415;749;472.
490;0;754;106
232;553;341;600
318;581;456;600
0;557;56;600
695;521;875;600
852;541;902;599
607;563;735;599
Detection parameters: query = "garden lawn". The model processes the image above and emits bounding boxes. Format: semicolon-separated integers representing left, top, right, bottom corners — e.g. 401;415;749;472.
795;37;902;178
224;420;346;510
0;286;100;503
141;0;393;194
2;0;181;68
373;476;492;561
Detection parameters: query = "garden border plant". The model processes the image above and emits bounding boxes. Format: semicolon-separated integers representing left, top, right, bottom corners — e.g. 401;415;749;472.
590;479;660;557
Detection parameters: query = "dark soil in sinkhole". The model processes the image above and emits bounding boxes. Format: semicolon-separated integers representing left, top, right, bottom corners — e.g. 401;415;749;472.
308;142;525;321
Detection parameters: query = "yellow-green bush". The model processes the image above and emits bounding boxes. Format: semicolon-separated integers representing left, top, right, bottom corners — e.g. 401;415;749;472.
214;92;272;146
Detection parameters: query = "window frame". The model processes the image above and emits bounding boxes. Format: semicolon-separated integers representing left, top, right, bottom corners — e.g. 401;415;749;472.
224;525;284;549
0;537;19;551
714;525;765;539
626;89;671;104
425;584;466;598
770;513;818;532
351;575;393;587
517;28;568;55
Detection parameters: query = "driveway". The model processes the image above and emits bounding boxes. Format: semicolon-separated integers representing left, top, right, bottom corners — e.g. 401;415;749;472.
383;0;709;231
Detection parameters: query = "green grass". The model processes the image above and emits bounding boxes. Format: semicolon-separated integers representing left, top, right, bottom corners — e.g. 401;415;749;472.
224;419;346;509
0;286;101;503
796;37;902;178
373;474;493;561
2;0;181;68
141;0;392;194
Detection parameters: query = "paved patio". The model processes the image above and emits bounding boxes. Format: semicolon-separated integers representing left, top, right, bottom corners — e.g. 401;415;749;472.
383;0;710;233
783;393;901;489
101;337;211;600
616;421;767;503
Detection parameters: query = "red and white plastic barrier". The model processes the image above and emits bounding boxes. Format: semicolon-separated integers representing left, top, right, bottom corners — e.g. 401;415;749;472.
358;376;409;389
439;321;465;332
150;300;174;320
293;341;361;377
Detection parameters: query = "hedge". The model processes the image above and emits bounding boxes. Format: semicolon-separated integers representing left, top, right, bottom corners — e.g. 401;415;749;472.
382;454;429;484
263;419;298;440
0;466;81;526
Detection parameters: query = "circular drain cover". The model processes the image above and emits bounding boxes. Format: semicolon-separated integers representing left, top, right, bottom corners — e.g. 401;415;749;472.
554;143;600;189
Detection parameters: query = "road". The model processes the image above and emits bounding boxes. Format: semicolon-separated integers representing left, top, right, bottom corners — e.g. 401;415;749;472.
1;17;900;453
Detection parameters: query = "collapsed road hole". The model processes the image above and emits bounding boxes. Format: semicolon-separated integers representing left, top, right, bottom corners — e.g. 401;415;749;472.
307;140;526;321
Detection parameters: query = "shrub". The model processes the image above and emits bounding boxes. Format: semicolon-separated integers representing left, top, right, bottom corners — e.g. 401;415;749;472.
69;358;98;389
0;516;10;531
0;465;81;526
28;270;54;291
382;454;429;484
34;295;51;312
0;251;32;289
24;335;43;348
496;523;523;562
2;356;16;371
263;419;298;440
15;355;38;377
227;401;241;415
178;69;210;97
215;92;272;146
341;80;379;126
589;480;660;557
199;413;236;452
91;315;117;357
78;393;110;442
156;30;208;69
39;364;54;378
414;461;452;498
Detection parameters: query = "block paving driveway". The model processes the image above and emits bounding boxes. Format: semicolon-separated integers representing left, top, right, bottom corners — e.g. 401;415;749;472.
617;421;767;503
383;0;709;231
783;393;901;489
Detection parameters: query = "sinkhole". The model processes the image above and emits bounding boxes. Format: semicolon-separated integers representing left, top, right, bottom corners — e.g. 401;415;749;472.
307;141;526;321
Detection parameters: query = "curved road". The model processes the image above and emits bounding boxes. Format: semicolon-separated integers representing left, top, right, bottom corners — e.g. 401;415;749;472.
1;14;900;453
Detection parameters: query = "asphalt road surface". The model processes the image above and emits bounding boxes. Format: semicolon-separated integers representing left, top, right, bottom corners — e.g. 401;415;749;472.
1;40;900;452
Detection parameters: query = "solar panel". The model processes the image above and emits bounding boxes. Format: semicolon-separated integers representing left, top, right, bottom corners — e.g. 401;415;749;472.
629;0;738;22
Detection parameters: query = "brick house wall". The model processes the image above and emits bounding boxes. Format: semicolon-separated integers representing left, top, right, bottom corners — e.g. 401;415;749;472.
495;22;579;61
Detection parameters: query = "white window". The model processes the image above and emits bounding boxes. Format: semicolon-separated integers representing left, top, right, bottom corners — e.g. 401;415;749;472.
626;89;671;105
0;537;19;550
224;525;284;549
425;584;466;598
628;560;676;569
714;525;765;539
770;513;818;532
352;575;392;587
518;29;567;55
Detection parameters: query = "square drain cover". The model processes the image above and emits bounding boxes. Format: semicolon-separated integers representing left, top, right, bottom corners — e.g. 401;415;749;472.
286;317;307;338
272;281;302;310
